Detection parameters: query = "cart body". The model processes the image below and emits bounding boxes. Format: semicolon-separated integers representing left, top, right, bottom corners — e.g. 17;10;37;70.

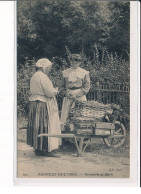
38;100;126;156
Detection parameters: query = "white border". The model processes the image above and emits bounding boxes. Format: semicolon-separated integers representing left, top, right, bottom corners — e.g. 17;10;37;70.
129;0;139;186
14;0;17;185
12;1;140;187
0;1;14;188
136;0;140;187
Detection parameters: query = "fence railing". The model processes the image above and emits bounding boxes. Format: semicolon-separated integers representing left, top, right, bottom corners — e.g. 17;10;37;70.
56;84;130;112
18;84;130;113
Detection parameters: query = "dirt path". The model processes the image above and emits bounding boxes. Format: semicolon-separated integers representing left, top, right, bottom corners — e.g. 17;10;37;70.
17;117;129;178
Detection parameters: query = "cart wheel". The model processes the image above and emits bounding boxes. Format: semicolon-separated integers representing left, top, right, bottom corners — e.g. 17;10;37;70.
103;121;126;148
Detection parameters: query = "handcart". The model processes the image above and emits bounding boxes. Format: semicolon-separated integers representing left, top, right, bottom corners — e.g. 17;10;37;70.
38;100;126;156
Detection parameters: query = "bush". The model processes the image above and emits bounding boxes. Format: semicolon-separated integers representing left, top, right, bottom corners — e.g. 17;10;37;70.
17;47;129;119
17;59;36;117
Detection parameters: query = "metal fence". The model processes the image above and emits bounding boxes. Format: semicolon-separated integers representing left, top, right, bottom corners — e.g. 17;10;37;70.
56;84;130;112
18;83;130;114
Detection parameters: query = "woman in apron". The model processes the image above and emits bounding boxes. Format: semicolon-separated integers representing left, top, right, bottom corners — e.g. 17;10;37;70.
27;58;61;156
60;54;90;131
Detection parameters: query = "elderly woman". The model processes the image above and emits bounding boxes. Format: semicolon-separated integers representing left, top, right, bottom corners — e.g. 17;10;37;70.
27;58;61;156
60;54;90;131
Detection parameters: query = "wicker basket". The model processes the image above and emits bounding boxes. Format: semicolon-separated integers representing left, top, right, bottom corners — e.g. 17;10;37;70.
69;100;113;129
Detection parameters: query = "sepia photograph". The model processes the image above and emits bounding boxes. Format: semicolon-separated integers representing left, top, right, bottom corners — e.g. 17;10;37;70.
17;0;130;179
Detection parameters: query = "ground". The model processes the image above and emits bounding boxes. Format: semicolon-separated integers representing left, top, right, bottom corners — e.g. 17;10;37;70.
17;117;130;178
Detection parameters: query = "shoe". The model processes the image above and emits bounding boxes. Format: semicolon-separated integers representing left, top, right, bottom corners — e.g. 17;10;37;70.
34;149;43;156
43;151;55;157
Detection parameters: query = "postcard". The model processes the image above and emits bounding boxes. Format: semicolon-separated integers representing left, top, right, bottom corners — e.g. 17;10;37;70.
14;0;139;185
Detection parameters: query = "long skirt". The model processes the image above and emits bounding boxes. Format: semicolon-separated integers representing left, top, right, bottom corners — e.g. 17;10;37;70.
27;101;49;151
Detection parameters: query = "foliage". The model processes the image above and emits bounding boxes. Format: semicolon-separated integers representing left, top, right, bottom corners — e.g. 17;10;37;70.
17;47;129;117
17;59;36;116
107;2;130;59
17;1;130;67
17;1;130;119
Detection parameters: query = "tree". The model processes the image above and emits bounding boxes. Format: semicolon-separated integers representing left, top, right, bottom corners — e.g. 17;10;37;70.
17;1;130;67
106;2;130;59
17;1;111;66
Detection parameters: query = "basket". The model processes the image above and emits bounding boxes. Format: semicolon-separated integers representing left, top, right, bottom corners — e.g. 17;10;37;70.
69;100;113;129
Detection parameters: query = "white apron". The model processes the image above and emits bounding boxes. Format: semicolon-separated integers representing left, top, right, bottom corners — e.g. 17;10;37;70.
29;71;62;152
29;94;61;152
45;96;61;152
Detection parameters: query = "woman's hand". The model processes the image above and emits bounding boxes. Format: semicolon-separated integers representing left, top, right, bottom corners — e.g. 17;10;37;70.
66;89;77;99
68;94;76;100
65;90;71;97
54;87;59;95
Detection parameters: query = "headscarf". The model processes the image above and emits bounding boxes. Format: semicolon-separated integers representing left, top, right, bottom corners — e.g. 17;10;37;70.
36;58;52;72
